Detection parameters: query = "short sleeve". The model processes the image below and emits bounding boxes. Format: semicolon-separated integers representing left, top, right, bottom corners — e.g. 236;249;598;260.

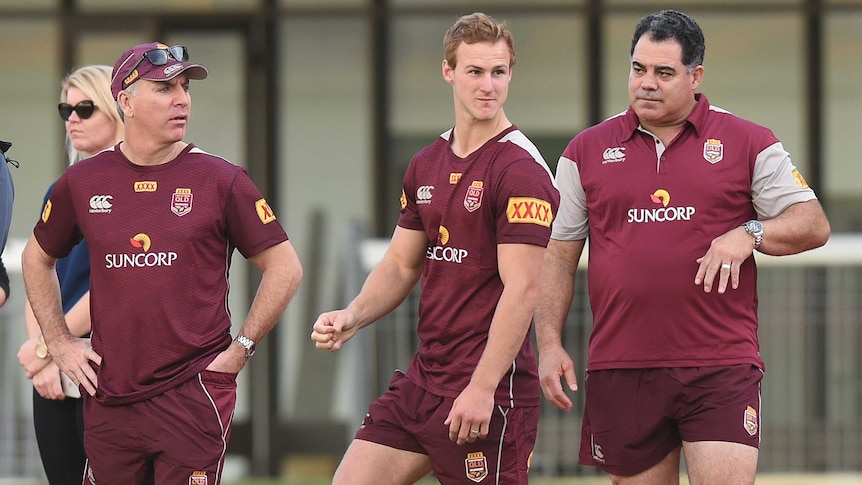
751;141;818;219
33;173;82;259
494;158;560;248
397;156;424;232
224;169;288;258
551;151;589;241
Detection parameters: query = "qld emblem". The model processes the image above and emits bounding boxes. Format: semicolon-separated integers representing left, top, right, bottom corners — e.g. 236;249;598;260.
189;470;208;485
464;181;484;212
465;451;488;482
171;188;193;217
743;405;758;436
703;138;724;164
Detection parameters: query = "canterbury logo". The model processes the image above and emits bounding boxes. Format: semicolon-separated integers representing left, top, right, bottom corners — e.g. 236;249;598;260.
416;185;434;204
164;64;184;77
602;147;626;164
89;195;113;213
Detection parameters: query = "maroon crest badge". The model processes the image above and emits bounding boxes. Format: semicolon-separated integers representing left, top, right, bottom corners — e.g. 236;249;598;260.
703;138;724;164
464;181;484;212
171;188;193;217
743;405;758;436
189;471;208;485
465;451;488;482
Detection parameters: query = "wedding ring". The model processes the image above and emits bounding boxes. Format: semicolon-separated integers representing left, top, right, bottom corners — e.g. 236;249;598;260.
470;429;480;435
721;263;731;270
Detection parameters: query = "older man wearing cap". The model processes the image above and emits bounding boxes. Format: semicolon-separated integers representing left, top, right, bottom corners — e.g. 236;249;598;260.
22;42;303;484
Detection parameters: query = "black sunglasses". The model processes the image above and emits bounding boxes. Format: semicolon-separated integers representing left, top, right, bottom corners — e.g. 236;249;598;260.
122;45;190;90
58;100;96;121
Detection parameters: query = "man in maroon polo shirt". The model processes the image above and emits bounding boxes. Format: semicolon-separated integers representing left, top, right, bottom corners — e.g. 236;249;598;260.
535;9;830;485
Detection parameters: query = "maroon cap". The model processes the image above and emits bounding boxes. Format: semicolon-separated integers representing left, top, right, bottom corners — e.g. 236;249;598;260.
110;42;208;98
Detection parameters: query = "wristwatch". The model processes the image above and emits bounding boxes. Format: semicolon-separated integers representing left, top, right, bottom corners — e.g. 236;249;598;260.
742;220;764;248
35;341;49;359
234;335;256;358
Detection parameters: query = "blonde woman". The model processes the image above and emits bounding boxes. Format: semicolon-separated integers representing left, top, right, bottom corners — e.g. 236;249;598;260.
17;64;122;484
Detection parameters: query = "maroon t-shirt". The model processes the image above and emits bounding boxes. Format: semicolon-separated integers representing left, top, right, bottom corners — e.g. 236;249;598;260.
398;125;560;407
34;144;288;405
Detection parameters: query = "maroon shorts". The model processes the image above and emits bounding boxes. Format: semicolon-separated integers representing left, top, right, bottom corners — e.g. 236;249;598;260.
355;371;539;484
82;370;237;485
579;365;763;476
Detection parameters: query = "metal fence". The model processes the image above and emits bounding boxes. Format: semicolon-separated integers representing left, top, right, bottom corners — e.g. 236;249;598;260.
363;235;862;477
2;235;860;480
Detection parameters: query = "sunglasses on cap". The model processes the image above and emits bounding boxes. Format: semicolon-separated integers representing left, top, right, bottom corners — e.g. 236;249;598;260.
58;100;96;121
122;45;190;89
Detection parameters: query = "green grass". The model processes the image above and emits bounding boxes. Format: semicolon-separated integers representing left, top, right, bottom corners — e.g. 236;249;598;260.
224;480;590;485
225;475;862;485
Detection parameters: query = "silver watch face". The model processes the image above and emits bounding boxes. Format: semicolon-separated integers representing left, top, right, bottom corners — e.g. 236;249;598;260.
744;220;764;247
745;220;763;235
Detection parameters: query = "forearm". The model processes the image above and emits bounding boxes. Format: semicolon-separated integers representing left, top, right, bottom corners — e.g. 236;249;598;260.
20;298;53;378
759;200;830;256
25;290;89;343
24;299;43;339
346;257;423;330
534;239;583;350
470;283;538;392
64;292;91;337
345;227;426;328
22;237;69;344
239;254;302;342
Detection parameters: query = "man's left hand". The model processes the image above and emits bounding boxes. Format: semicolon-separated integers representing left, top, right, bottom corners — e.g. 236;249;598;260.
694;226;755;293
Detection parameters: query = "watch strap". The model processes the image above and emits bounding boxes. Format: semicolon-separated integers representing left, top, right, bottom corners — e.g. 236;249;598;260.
234;334;256;358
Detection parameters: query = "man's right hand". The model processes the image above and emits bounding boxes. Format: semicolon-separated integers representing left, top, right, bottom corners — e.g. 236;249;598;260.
48;335;101;397
538;344;579;412
311;310;360;352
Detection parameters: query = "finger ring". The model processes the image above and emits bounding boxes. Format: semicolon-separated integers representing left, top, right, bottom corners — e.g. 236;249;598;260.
470;429;480;435
721;263;731;270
